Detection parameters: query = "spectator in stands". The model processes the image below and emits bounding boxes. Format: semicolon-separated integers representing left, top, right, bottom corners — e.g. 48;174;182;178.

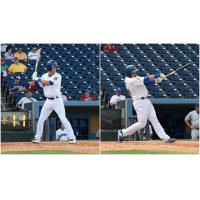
17;91;37;110
102;44;117;53
100;88;109;108
1;56;9;72
9;76;25;94
56;123;68;141
14;47;28;61
1;44;7;53
184;104;199;140
8;57;27;73
80;89;96;101
4;46;14;60
110;87;126;108
28;47;39;60
25;80;39;92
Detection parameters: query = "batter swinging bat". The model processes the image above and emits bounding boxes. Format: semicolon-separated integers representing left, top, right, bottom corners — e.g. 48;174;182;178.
165;63;190;78
34;48;41;73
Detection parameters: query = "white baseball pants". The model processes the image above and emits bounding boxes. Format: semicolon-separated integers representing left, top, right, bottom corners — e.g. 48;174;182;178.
35;97;76;141
122;99;170;141
191;129;199;140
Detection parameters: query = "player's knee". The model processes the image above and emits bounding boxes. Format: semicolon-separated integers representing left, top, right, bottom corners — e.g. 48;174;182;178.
60;117;68;124
39;115;47;122
37;117;45;124
137;121;147;129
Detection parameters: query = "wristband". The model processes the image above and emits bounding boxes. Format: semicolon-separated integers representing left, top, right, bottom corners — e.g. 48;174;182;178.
49;81;54;85
37;77;41;83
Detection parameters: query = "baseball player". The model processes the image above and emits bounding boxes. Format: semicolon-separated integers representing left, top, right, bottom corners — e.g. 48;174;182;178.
56;123;69;141
184;104;199;139
118;65;176;143
31;60;76;144
110;87;126;109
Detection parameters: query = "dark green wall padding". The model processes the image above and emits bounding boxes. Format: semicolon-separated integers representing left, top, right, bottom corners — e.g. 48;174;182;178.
101;130;118;141
1;131;34;142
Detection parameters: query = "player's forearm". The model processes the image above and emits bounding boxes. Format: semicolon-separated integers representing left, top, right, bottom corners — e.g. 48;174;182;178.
41;79;52;85
37;78;54;86
144;73;160;85
16;104;22;109
184;119;191;128
110;102;116;106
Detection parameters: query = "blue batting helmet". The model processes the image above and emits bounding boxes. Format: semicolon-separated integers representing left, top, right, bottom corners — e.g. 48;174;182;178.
46;60;58;71
125;65;138;77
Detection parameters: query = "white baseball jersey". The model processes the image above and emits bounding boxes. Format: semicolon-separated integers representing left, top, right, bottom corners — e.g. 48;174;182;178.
56;128;68;141
110;94;126;105
41;72;61;98
185;110;199;129
122;75;170;141
125;76;148;100
34;71;76;142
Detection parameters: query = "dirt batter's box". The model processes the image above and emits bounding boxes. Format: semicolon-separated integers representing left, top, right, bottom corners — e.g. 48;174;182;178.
32;101;99;141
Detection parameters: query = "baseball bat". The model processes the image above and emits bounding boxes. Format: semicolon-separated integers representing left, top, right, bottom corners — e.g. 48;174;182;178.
165;63;190;78
34;48;41;72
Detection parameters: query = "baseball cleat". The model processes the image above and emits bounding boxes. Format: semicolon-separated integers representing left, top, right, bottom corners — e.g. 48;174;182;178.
118;130;124;143
164;138;176;143
32;139;41;144
69;138;77;144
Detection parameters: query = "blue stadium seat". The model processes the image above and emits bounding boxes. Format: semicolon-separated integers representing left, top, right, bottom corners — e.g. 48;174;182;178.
101;44;199;99
2;44;99;103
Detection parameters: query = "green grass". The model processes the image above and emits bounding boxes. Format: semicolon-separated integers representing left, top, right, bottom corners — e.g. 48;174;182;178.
102;149;196;154
1;150;83;154
2;149;198;155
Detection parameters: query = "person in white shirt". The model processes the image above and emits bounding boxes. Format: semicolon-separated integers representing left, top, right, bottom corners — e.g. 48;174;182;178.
1;44;7;53
17;91;37;110
4;46;14;60
110;87;126;108
117;65;175;143
28;47;39;60
31;60;76;144
56;123;69;141
185;104;199;139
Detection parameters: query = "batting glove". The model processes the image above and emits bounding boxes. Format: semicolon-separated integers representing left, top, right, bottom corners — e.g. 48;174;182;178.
160;73;166;80
32;76;39;81
156;77;162;84
32;72;37;79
